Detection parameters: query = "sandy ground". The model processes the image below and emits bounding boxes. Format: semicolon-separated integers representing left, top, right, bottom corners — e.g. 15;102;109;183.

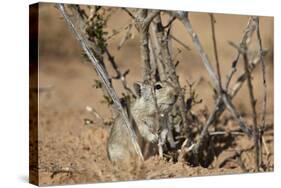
35;3;274;185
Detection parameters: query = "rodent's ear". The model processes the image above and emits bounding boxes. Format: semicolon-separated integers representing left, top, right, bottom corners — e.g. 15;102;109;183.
133;82;142;98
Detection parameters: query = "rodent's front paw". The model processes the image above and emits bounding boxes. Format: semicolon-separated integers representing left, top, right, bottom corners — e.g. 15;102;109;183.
147;133;159;143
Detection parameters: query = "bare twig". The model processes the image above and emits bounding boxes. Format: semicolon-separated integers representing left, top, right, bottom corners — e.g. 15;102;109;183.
107;23;133;41
143;10;161;29
57;4;143;160
209;13;223;91
117;22;134;50
121;7;135;19
85;105;105;123
104;48;135;96
193;53;265;154
209;131;245;136
134;9;158;81
225;17;256;91
262;136;270;156
150;21;166;80
228;41;247;54
175;12;220;91
140;24;152;81
255;17;267;108
163;15;176;28
242;37;260;171
170;35;191;51
221;93;252;136
255;16;268;168
230;52;268;97
209;15;250;137
149;35;159;80
178;138;195;162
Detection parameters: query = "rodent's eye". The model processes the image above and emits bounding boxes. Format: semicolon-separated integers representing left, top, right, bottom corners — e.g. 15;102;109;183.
154;83;162;90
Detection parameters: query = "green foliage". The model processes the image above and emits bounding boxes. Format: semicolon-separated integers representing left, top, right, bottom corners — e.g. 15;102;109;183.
101;95;114;106
93;79;103;89
85;6;109;54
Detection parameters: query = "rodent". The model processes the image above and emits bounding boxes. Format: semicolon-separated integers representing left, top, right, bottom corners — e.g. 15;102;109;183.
107;81;178;162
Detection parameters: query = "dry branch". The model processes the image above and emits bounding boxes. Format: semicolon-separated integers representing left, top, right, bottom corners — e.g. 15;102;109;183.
177;13;270;170
104;48;135;96
175;11;252;136
209;13;223;91
117;23;134;50
57;4;143;160
209;131;245;136
134;9;159;81
193;53;265;153
150;17;167;81
225;17;257;91
172;12;260;165
149;34;159;80
170;35;191;51
175;11;220;91
230;53;267;97
242;41;260;171
121;8;135;19
255;17;268;168
221;94;252;135
210;13;252;135
140;30;152;81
